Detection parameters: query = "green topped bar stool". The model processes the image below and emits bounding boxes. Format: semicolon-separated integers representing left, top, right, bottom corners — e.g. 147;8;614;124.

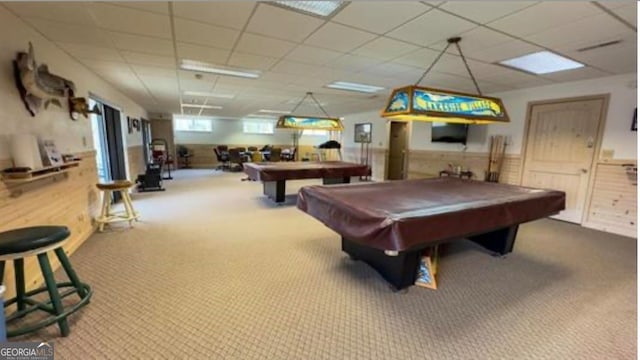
0;226;92;337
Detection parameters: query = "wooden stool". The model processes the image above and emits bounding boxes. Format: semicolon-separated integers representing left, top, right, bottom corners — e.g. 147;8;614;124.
96;180;139;232
0;226;92;337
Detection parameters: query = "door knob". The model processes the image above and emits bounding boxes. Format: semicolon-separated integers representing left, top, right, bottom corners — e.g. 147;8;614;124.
580;168;588;173
587;137;594;148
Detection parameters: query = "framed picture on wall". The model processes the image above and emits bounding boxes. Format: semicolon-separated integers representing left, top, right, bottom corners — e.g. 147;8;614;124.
354;123;372;143
632;108;637;131
127;116;133;134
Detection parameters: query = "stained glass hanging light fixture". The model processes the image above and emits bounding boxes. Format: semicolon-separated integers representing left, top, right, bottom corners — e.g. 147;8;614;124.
381;37;510;125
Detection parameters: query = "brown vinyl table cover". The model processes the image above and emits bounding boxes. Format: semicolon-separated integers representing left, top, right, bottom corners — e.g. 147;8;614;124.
297;177;566;252
243;161;371;182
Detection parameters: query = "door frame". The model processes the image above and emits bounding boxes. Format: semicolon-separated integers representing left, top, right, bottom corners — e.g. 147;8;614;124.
518;94;610;223
385;120;411;180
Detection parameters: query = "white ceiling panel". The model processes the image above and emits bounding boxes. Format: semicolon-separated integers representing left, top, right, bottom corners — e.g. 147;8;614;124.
227;52;279;70
429;27;513;54
26;18;112;46
121;51;175;68
235;33;297;58
179;78;217;93
89;3;171;39
109;32;174;56
525;13;634;52
352;37;420;61
284;45;343;65
174;18;239;49
106;2;169;15
479;67;555;89
487;1;602;38
269;60;326;77
176;43;229;64
392;48;442;68
568;41;637;74
439;1;538;24
325;54;382;72
539;66;610;83
172;2;255;30
363;62;424;79
57;43;123;62
247;4;324;42
387;9;477;46
130;65;177;79
331;2;432;34
4;2;94;25
604;2;637;27
304;22;377;52
464;39;543;63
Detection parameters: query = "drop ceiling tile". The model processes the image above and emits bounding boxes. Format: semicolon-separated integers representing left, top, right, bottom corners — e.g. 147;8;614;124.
284;45;344;65
304;23;377;52
176;43;230;64
57;43;123;62
607;3;637;27
80;59;131;74
270;60;324;77
364;62;424;79
179;78;216;93
392;48;442;67
352;37;420;61
247;4;324;42
478;67;555;89
539;67;610;82
325;54;382;72
439;1;538;24
387;9;477;46
172;2;255;30
106;2;169;14
568;40;636;74
488;1;601;38
4;3;94;25
131;65;177;78
25;18;112;46
235;33;297;58
228;52;279;70
89;3;171;39
331;2;432;34
465;40;543;63
596;1;634;10
174;18;240;49
429;27;514;54
525;13;633;52
121;51;175;68
109;32;174;56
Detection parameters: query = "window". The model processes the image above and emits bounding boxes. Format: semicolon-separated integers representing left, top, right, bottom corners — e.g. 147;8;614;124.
243;120;274;134
174;117;212;132
302;129;328;136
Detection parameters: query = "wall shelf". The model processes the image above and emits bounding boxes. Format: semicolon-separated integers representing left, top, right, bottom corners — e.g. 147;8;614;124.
2;161;80;184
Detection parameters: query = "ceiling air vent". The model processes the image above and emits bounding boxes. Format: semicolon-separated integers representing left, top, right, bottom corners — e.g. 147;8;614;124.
577;40;622;52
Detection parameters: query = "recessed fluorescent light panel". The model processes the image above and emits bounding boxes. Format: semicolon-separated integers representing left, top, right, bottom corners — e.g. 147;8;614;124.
181;104;222;110
180;60;261;79
183;91;235;99
499;51;584;74
258;109;291;114
326;81;385;93
274;1;345;17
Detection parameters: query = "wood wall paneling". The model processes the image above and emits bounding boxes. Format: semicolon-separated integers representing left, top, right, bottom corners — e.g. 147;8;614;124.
0;151;100;302
583;160;637;238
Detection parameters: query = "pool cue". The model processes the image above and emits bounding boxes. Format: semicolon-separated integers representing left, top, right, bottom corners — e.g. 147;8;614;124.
496;136;508;182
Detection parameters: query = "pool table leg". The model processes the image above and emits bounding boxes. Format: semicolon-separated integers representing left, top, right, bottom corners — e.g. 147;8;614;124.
341;237;421;291
263;180;286;203
467;225;519;255
323;177;351;185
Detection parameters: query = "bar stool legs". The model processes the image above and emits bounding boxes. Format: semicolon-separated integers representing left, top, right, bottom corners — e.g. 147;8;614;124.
96;181;140;232
37;253;70;337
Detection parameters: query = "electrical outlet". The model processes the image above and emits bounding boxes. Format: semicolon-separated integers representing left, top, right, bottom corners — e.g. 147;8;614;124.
601;149;614;159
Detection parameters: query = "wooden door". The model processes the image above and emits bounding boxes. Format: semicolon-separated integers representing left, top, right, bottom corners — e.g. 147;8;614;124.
522;98;605;223
387;121;408;180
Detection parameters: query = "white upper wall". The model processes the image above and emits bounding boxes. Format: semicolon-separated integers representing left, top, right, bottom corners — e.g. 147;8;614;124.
342;73;637;159
0;6;147;159
174;118;330;147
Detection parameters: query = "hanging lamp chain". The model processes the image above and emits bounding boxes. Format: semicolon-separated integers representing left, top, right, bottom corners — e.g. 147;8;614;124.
289;92;331;117
415;37;483;95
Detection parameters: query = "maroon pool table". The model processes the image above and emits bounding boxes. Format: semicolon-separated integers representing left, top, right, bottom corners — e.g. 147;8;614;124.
244;161;371;204
297;177;566;290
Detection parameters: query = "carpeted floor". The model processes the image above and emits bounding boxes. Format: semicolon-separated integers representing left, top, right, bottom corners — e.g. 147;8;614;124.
17;170;637;359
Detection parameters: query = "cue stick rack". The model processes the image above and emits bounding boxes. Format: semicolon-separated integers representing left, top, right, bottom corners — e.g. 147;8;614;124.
359;141;371;181
486;135;508;182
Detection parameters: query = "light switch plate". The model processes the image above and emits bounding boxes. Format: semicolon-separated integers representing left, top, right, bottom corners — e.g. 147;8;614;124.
601;149;614;159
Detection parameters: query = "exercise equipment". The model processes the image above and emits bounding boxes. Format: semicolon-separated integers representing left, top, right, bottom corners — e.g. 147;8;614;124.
136;138;172;192
151;138;173;180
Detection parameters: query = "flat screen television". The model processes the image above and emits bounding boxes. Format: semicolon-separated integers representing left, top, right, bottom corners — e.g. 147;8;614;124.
431;122;468;144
